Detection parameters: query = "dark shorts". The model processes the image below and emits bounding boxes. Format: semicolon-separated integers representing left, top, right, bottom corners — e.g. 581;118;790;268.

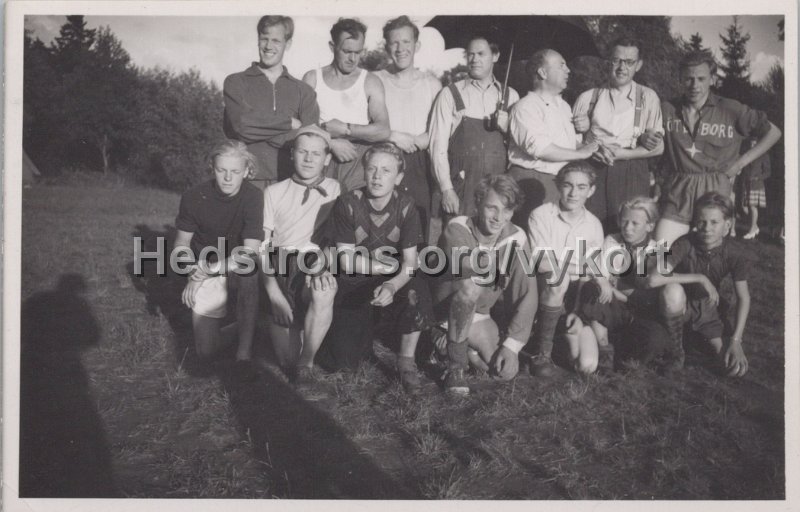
317;274;434;371
578;281;660;331
684;296;729;340
267;251;312;325
660;172;732;225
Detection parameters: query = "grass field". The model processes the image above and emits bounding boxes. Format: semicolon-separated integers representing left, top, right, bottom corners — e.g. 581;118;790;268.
19;179;785;499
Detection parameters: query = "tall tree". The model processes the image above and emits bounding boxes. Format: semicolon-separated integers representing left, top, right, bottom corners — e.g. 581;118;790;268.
687;32;706;52
719;16;752;101
51;15;96;73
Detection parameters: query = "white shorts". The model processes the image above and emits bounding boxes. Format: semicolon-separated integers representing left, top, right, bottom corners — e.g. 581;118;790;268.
192;276;228;319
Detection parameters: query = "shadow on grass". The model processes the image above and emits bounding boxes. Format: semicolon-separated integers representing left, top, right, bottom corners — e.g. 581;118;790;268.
219;365;418;499
128;223;416;498
20;274;119;497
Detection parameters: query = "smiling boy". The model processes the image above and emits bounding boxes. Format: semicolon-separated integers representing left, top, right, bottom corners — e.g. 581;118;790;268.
316;142;433;392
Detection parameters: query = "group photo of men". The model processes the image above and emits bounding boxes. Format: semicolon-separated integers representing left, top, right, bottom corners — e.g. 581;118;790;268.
193;14;781;396
14;8;791;502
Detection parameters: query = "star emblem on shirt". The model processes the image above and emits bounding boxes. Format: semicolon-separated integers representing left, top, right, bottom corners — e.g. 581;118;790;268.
687;143;701;159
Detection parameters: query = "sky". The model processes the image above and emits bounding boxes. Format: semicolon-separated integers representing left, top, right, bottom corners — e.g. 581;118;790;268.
24;14;784;89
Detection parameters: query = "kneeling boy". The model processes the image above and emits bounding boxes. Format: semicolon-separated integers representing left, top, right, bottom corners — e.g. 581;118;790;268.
528;161;604;377
316;142;434;393
262;125;340;384
434;174;538;395
646;192;751;376
175;140;264;373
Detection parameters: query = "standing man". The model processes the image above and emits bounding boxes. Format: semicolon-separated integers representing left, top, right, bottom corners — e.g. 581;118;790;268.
224;16;320;189
429;34;519;220
654;50;781;245
303;18;391;193
507;49;599;226
572;38;664;230
376;16;442;240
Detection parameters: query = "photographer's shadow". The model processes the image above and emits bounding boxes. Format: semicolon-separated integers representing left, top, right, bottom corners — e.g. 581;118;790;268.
20;274;118;497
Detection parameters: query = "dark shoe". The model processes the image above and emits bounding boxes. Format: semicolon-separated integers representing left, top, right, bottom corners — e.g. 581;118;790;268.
443;368;470;396
598;345;615;371
292;366;317;388
399;367;423;394
234;359;259;383
530;354;557;378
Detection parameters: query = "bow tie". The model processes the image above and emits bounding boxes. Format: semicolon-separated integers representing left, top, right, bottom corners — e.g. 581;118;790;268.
291;176;328;205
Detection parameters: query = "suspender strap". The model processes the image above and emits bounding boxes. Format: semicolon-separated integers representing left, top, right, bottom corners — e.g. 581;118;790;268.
448;83;466;112
587;87;601;121
633;83;645;135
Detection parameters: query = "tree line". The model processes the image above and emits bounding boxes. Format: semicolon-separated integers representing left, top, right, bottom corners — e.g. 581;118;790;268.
24;15;784;200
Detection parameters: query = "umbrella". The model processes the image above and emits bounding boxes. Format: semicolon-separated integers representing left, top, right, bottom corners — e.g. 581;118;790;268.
426;15;599;106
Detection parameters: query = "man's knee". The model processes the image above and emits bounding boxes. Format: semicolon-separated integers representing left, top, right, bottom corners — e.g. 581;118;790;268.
453;278;483;306
575;359;598;375
660;283;686;315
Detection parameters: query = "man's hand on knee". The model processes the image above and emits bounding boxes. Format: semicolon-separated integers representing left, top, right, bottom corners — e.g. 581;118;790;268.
493;346;519;381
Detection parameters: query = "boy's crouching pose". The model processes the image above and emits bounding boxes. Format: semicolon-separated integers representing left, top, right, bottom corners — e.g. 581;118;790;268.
262;125;340;385
316;142;434;392
646;192;751;376
434;174;538;395
528;161;604;377
175;140;264;375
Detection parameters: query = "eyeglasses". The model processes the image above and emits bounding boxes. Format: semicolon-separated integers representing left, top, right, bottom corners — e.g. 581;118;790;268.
609;58;638;68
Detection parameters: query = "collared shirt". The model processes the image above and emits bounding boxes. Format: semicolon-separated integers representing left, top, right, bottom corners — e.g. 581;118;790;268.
429;77;519;190
223;64;320;180
601;233;659;287
661;93;771;176
572;81;664;149
508;91;577;174
263;177;340;250
666;234;750;299
528;202;604;277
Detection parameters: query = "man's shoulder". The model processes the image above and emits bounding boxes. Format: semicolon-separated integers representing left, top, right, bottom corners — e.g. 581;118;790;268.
442;216;476;245
582;209;603;232
224;64;260;86
531;201;557;219
661;97;681;115
713;94;750;114
637;83;660;100
240;181;265;203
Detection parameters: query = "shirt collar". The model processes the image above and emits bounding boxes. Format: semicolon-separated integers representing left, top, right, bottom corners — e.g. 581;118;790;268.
680;91;719;109
468;75;501;92
247;63;291;80
553;202;587;225
625;235;653;251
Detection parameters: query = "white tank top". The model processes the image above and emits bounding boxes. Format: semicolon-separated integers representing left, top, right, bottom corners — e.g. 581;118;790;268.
315;68;370;125
376;69;438;136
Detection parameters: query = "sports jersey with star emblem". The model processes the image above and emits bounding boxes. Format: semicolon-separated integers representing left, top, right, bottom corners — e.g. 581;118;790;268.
661;93;770;176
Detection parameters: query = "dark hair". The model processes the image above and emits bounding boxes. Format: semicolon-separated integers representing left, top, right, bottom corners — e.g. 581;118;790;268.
694;192;734;221
467;34;500;55
609;37;641;57
382;15;419;42
256;16;294;40
526;48;552;82
362;142;405;173
680;50;717;76
330;17;367;45
474;174;524;211
556;160;597;186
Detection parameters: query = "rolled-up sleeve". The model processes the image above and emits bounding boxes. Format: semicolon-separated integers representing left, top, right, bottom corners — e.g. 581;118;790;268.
428;87;456;191
644;89;665;136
